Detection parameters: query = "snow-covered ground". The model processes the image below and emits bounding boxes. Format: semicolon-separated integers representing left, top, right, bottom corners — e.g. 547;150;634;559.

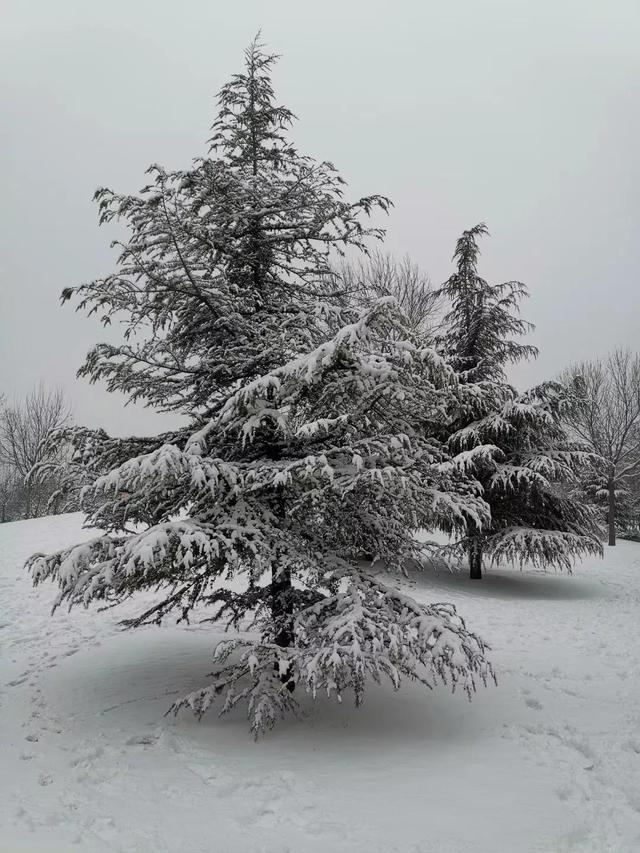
2;514;640;852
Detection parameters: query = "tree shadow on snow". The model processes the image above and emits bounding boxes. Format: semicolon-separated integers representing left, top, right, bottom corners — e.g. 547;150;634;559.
43;626;488;751
406;565;604;602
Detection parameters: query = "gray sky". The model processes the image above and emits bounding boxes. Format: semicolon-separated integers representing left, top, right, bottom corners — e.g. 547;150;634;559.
2;0;639;435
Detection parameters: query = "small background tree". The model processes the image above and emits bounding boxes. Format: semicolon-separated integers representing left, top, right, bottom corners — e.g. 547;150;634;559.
333;251;441;337
559;349;640;546
0;462;21;523
0;384;71;519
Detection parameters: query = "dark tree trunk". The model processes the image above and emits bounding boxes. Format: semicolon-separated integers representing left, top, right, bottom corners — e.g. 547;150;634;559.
271;562;295;691
608;476;616;547
264;397;294;688
271;563;293;647
469;538;483;579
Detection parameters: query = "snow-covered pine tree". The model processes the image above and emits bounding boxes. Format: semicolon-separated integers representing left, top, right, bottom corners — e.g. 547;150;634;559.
66;38;388;412
434;224;602;578
27;41;494;735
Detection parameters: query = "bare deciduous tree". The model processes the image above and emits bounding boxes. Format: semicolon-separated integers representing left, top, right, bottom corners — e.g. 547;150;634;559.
0;463;21;523
0;384;71;518
560;349;640;546
333;251;441;336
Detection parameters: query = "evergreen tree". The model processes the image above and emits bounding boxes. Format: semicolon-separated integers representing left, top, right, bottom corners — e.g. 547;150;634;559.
65;38;388;414
435;224;602;578
27;42;493;735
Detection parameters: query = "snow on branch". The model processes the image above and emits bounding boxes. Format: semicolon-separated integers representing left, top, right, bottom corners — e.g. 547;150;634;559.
169;569;494;737
488;527;602;571
27;518;262;613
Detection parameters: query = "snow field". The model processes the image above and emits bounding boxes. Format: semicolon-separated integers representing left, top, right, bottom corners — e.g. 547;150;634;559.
2;513;640;852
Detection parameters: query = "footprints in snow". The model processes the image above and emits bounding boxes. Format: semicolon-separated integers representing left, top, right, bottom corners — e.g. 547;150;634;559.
182;764;335;834
4;644;84;698
521;687;543;711
126;732;161;747
513;717;640;848
6;673;30;687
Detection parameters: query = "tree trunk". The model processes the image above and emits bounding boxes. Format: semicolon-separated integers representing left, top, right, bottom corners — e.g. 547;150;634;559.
608;476;616;547
271;562;295;691
271;563;293;648
469;538;483;579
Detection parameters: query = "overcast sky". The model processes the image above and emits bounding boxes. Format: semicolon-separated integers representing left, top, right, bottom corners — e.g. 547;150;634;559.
2;0;639;435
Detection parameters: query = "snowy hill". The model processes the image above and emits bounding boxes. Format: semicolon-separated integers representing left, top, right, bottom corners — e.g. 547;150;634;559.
2;514;640;852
